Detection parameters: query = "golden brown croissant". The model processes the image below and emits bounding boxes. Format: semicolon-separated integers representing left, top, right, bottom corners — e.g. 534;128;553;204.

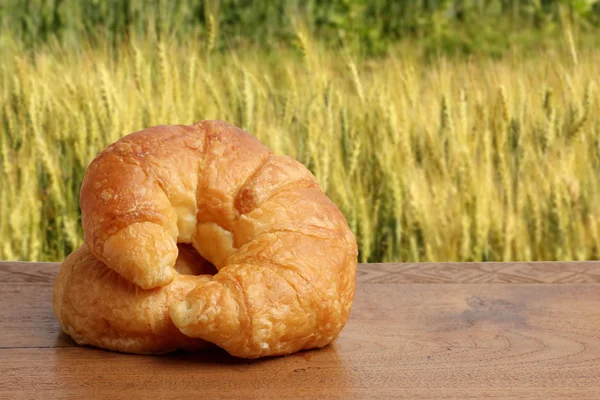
54;120;358;358
53;243;214;354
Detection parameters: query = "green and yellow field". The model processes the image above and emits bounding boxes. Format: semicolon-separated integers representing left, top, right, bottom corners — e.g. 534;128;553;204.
3;0;600;264
2;27;599;264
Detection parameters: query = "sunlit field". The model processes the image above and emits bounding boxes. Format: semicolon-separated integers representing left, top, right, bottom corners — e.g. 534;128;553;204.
1;27;599;263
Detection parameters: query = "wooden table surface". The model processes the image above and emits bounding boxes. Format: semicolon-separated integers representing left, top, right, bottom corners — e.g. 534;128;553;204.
2;261;600;399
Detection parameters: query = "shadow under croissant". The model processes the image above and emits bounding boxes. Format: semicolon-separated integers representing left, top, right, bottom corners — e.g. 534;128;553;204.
54;325;338;365
49;344;353;399
54;330;351;383
54;322;345;365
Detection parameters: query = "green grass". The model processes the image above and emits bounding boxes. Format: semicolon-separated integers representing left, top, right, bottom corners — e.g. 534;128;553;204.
2;0;599;56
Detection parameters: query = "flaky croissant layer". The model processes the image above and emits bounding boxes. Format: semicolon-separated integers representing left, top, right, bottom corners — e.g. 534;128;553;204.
53;120;358;358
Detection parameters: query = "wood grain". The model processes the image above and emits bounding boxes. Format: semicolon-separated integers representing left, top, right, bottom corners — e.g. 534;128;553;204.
4;259;600;284
2;262;600;399
357;261;600;284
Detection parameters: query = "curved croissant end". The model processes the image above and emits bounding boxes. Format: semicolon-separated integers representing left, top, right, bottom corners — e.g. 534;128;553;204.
53;244;214;354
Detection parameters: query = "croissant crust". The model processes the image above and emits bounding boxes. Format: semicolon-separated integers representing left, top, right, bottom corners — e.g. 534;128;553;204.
53;120;358;358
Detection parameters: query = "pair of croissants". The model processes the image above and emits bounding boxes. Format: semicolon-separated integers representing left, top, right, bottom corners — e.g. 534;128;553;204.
53;120;358;359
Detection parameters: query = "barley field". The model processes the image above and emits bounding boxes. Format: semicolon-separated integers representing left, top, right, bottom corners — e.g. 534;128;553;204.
1;30;599;263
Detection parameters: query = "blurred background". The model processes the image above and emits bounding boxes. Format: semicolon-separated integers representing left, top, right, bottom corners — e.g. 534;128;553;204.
1;0;599;264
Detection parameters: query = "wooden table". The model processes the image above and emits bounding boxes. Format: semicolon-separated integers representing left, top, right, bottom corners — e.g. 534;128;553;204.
2;261;600;399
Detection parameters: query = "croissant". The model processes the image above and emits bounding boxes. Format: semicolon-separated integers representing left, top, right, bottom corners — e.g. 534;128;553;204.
53;120;358;358
53;243;214;354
